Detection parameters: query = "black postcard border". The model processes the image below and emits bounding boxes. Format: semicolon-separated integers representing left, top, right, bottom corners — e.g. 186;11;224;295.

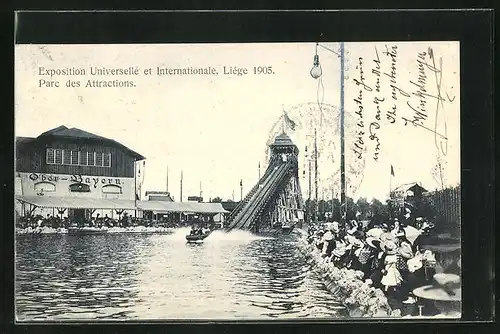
3;9;495;334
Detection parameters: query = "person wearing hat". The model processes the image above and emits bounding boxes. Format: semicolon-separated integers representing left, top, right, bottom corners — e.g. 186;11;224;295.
412;273;461;317
330;239;348;266
326;221;341;236
364;237;386;288
348;219;366;240
315;230;325;251
395;237;418;306
390;218;407;239
344;232;365;270
322;229;336;258
380;238;404;311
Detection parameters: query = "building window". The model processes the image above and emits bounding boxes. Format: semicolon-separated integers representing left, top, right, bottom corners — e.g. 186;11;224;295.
69;183;91;192
103;153;111;167
71;150;79;165
102;184;122;194
55;149;63;164
88;152;95;166
96;152;103;166
62;149;71;165
46;148;55;164
44;148;111;167
80;151;88;166
34;182;56;192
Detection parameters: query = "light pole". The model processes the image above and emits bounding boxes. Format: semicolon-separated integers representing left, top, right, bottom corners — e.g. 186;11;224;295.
314;128;318;224
310;41;346;229
305;132;317;225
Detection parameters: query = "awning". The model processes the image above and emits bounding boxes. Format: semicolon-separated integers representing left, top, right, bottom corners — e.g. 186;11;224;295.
16;195;136;210
137;201;228;214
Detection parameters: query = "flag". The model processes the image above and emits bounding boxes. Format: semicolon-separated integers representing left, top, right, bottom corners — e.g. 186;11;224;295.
141;160;146;186
240;179;243;187
391;165;395;176
283;111;296;131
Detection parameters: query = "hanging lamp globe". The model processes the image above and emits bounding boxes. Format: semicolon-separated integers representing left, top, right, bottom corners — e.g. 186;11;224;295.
310;54;322;79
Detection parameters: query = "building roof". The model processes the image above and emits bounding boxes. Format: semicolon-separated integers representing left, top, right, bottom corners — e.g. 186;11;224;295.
16;137;36;152
16;195;227;213
221;201;239;212
145;191;172;196
16;136;35;145
392;182;428;194
20;125;145;160
16;195;136;210
269;132;297;148
145;191;174;202
137;201;228;214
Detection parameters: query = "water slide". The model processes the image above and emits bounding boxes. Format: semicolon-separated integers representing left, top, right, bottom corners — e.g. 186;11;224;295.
226;156;295;232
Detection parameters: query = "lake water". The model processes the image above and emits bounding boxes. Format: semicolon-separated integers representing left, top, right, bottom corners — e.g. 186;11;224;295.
15;228;347;321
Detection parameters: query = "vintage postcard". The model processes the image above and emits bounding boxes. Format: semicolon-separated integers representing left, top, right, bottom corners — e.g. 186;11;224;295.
15;42;461;321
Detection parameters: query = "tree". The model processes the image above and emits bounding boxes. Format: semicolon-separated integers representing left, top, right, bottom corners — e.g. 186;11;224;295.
431;153;447;190
370;198;389;223
356;197;370;220
210;197;223;203
346;197;356;222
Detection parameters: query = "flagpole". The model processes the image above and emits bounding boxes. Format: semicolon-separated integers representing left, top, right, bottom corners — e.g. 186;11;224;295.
166;166;169;192
282;110;286;134
389;166;393;220
314;127;318;224
134;160;137;218
180;171;183;202
340;41;347;230
258;162;261;182
308;158;312;224
331;187;334;221
141;161;145;197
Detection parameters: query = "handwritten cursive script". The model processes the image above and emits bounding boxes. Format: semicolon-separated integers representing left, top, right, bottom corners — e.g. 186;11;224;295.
352;57;370;160
401;47;453;155
350;44;456;163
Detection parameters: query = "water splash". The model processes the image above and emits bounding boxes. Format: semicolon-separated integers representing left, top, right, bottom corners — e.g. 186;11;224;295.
206;230;272;242
165;227;272;244
166;227;192;242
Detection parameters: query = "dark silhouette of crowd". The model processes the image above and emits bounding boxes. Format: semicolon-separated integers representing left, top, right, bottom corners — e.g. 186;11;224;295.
16;213;182;230
307;217;461;316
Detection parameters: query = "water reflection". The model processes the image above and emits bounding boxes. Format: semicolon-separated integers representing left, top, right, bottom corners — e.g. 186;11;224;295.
16;229;346;321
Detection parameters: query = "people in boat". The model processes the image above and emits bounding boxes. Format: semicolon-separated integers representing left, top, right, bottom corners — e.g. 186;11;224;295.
190;225;198;235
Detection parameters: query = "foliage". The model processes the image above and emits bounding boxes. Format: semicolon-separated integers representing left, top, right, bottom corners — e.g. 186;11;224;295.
370;199;389;223
295;185;459;230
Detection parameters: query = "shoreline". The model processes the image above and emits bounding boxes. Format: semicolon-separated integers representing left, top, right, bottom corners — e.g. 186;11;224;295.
16;226;176;235
296;230;393;318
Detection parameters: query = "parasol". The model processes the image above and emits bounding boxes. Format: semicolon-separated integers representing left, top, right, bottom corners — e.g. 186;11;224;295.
403;225;421;245
365;228;384;239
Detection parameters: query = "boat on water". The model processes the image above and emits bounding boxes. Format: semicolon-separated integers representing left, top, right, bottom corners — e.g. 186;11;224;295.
281;222;295;234
67;226;108;235
185;231;211;242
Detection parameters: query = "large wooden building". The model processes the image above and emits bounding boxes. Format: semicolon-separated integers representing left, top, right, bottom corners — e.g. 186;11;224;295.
15;125;145;221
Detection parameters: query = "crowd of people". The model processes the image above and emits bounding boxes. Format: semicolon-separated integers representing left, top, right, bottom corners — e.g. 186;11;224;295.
16;213;183;230
306;217;461;316
188;224;214;236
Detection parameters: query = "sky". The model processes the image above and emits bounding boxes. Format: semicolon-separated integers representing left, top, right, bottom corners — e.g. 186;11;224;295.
15;42;460;202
